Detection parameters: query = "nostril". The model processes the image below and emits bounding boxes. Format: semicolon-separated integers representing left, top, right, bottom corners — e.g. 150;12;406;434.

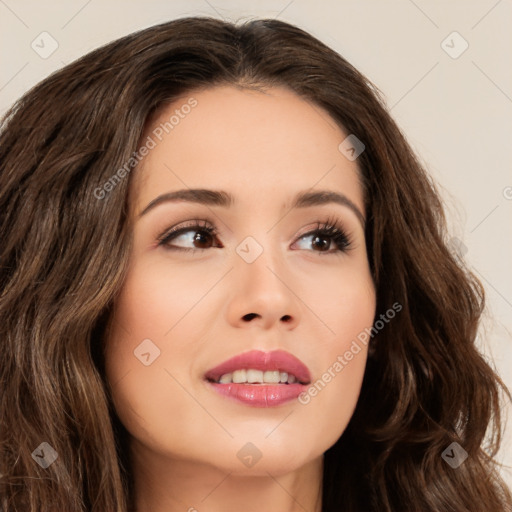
243;313;259;321
281;315;291;322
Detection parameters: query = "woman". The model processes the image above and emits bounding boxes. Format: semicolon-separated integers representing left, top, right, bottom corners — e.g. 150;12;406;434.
0;16;510;512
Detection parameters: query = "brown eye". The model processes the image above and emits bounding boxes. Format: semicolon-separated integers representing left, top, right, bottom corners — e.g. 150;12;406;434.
294;222;352;254
157;221;220;252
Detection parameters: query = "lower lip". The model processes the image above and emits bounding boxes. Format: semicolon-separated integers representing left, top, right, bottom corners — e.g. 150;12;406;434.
206;381;307;407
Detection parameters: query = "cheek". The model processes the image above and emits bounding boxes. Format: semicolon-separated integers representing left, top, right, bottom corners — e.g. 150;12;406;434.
293;346;370;460
104;254;218;372
306;255;376;357
296;261;375;438
109;257;199;336
103;257;221;453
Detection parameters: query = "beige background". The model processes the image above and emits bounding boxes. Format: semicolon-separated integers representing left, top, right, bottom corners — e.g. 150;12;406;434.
1;0;511;487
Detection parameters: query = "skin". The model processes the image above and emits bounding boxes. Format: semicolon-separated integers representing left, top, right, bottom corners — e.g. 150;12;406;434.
104;85;376;512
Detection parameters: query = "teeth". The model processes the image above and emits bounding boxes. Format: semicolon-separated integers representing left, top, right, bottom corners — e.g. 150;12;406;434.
246;369;263;383
232;369;247;383
263;370;280;383
215;369;299;384
219;373;232;384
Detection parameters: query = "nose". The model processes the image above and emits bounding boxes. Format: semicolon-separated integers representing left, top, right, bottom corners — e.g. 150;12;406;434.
225;243;301;331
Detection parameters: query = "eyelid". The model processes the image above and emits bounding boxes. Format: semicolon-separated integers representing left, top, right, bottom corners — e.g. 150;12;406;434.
156;218;219;245
296;215;343;237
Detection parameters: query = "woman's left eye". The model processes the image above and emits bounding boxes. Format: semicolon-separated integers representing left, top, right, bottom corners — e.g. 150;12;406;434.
294;223;352;254
157;217;353;255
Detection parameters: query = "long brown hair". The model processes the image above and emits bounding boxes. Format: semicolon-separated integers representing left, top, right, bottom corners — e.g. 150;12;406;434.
1;16;510;512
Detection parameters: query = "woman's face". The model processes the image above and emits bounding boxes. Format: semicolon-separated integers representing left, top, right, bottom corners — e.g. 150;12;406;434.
104;85;376;476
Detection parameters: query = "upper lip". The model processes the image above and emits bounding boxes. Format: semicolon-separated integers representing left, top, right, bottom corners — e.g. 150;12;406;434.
204;349;311;384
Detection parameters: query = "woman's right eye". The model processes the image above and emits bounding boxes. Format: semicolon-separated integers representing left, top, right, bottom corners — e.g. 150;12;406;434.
157;222;221;252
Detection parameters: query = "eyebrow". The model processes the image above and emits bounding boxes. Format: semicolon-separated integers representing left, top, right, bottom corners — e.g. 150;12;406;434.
138;188;365;226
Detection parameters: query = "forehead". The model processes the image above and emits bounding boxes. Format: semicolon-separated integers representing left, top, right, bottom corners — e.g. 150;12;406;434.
130;85;364;217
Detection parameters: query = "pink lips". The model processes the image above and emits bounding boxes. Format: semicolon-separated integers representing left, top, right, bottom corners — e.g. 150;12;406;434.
204;349;311;408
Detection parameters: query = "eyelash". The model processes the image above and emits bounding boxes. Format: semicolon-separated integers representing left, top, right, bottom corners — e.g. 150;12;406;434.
156;215;353;256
